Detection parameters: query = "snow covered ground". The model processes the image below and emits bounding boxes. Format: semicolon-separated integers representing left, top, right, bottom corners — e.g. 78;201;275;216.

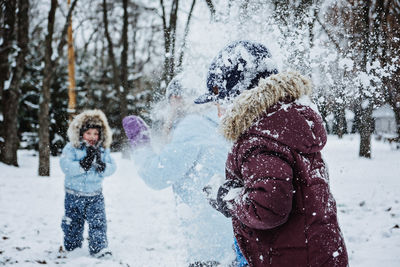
0;134;399;266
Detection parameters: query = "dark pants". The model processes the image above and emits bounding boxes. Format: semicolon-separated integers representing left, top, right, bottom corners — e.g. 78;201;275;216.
61;192;107;255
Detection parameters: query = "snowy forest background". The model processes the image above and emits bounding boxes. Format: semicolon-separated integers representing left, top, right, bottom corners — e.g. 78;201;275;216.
0;0;399;172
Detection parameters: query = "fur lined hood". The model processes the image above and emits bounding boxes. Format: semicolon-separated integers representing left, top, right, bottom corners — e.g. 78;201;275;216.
67;109;113;148
220;71;313;142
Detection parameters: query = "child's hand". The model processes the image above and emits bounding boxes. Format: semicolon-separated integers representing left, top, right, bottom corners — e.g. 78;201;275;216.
215;179;243;218
96;161;106;173
79;146;96;171
93;147;106;173
203;175;243;218
122;115;150;149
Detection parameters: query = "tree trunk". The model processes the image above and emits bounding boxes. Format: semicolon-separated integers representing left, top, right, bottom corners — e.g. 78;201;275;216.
120;0;129;120
0;89;20;166
103;0;126;149
358;99;374;158
387;73;400;141
382;1;400;142
120;0;130;157
334;103;346;139
358;0;373;158
160;0;179;91
102;0;120;100
67;0;77;121
359;132;372;157
1;0;29;166
0;0;16;95
160;0;170;88
394;104;400;140
39;0;57;176
0;0;17;165
168;0;178;82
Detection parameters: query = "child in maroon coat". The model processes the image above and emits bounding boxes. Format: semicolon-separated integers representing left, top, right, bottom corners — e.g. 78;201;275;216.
195;41;348;267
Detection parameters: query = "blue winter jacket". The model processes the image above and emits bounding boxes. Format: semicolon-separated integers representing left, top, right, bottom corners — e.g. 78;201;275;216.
133;108;234;263
60;143;116;194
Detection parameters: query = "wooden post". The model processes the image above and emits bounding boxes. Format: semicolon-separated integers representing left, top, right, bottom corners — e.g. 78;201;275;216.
67;0;76;121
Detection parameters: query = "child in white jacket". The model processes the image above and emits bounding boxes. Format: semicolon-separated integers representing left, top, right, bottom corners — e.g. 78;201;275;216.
123;78;235;266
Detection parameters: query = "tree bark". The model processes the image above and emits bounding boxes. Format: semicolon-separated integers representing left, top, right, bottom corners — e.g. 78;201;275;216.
131;6;138;71
393;100;400;140
0;0;29;166
382;1;400;142
119;0;130;156
358;0;373;158
334;102;346;138
168;0;178;81
0;0;17;165
358;102;373;158
0;0;16;95
39;0;57;176
102;0;121;108
160;0;169;87
160;0;179;90
120;0;129;120
67;0;77;121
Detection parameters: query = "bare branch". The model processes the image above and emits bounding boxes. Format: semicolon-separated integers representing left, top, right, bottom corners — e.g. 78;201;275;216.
56;0;78;61
315;15;343;55
178;0;196;69
78;27;99;65
204;0;215;19
160;0;168;44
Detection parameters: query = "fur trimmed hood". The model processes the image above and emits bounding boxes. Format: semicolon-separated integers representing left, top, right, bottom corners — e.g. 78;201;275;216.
67;109;113;148
220;71;313;142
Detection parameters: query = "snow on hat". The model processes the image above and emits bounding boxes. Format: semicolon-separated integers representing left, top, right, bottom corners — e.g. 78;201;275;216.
166;76;184;99
194;40;278;104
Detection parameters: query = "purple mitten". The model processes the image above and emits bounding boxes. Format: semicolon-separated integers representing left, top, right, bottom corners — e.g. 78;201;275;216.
122;115;150;149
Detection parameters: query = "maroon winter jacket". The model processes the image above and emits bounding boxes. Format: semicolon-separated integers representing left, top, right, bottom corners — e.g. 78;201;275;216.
221;72;348;267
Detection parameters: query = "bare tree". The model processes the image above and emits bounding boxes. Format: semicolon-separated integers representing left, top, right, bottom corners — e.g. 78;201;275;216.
319;0;399;156
38;0;57;176
160;0;179;87
159;0;212;91
102;0;121;111
38;0;78;175
102;0;130;149
0;0;17;165
357;0;375;158
0;0;29;166
379;0;400;142
349;0;398;157
120;0;129;120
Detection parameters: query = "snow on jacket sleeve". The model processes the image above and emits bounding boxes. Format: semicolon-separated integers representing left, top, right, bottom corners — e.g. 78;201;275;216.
60;143;85;177
132;115;202;191
100;148;116;177
232;148;294;230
